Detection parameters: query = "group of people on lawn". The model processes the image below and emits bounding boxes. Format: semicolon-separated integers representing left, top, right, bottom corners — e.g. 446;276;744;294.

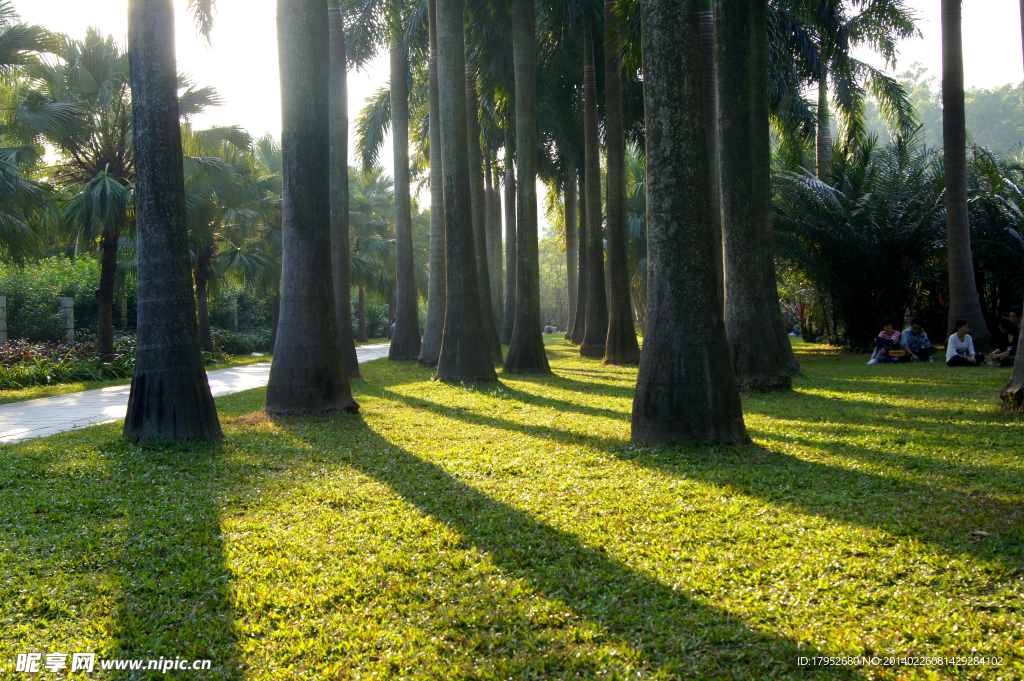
869;306;1019;368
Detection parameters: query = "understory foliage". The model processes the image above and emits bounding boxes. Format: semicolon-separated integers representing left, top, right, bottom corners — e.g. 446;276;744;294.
0;256;101;341
775;137;944;348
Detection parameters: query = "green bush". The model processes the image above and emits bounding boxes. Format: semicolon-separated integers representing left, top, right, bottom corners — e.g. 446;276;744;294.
0;257;102;342
354;294;390;339
212;327;272;355
209;286;273;331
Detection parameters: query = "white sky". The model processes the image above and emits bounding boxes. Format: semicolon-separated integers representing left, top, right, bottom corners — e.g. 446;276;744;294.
12;0;1024;229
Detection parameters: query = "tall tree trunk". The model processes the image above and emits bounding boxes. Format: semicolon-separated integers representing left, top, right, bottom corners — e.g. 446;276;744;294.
124;0;221;440
266;0;357;414
716;0;792;390
389;38;422;360
816;72;831;177
500;131;517;344
504;0;551;374
580;35;608;359
698;0;719;216
569;166;588;344
435;0;497;382
329;4;360;378
97;223;119;361
632;0;747;445
466;67;503;361
603;0;640;365
564;167;577;337
419;0;446;366
270;288;280;351
489;156;504;331
195;244;213;352
942;0;990;345
357;285;368;342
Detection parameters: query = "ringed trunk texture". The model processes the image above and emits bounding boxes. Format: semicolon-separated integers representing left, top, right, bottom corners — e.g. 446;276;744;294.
580;41;608;360
698;0;719;218
816;73;831;178
716;0;791;390
329;5;360;378
97;224;119;361
124;0;221;440
266;0;357;414
504;0;551;374
564;169;578;338
488;158;504;330
435;0;496;382
603;0;640;365
389;39;423;360
942;0;990;346
195;244;213;353
632;0;748;446
357;285;368;342
500;133;517;344
419;0;446;366
569;166;588;344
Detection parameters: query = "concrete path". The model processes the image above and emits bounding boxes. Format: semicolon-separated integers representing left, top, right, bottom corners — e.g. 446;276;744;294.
0;342;391;444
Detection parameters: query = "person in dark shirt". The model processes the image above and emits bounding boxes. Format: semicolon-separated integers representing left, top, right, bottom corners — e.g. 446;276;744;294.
989;318;1017;367
900;317;937;362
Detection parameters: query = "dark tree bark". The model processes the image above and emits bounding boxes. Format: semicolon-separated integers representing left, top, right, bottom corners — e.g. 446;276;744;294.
603;0;640;365
698;0;719;214
389;39;422;360
504;0;551;374
563;167;577;338
488;157;504;331
580;36;608;359
1002;335;1024;411
97;224;119;361
266;0;357;414
270;289;280;351
419;0;446;366
357;285;368;342
942;0;990;346
500;131;517;344
632;0;748;446
329;4;360;378
466;68;503;362
435;0;496;382
569;166;588;344
716;0;791;390
124;0;221;440
195;244;213;352
816;73;831;177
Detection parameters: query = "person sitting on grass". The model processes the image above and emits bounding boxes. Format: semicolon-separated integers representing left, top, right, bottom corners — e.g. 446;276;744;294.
988;318;1017;367
900;317;937;362
1009;306;1022;332
946;319;982;367
867;317;901;364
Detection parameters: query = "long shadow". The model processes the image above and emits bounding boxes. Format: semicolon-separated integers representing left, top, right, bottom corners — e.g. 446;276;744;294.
277;417;861;679
474;381;631;423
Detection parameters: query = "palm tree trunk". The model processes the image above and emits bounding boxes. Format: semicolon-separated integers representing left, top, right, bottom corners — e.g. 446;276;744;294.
270;288;281;351
489;157;504;330
942;0;990;345
603;0;640;365
329;3;360;378
500;130;517;344
418;0;446;366
357;285;368;342
124;0;221;440
466;67;503;362
569;166;588;344
504;0;551;374
97;223;119;361
266;0;358;414
564;167;577;337
716;0;791;390
698;0;719;216
580;34;608;359
632;0;747;445
434;0;497;382
195;244;213;352
816;72;831;177
389;38;422;360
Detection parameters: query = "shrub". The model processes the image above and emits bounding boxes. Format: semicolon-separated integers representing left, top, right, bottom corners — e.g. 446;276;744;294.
212;327;272;355
0;257;102;341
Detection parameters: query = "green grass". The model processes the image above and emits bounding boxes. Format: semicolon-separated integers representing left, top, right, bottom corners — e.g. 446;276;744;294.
0;355;271;406
1;338;1021;679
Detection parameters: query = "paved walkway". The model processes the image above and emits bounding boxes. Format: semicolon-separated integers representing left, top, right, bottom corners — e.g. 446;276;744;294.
0;343;391;444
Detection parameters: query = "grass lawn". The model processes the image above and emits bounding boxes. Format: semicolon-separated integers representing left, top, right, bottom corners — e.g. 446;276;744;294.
1;338;1021;679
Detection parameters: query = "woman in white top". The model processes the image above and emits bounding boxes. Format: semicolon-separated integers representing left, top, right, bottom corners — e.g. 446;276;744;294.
946;319;981;367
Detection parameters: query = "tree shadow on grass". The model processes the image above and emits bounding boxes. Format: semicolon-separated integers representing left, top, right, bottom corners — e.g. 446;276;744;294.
273;416;861;680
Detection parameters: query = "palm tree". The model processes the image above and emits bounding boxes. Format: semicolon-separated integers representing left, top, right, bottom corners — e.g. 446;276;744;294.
579;32;607;360
569;163;587;344
123;0;220;440
266;0;358;413
435;0;497;382
632;0;747;445
499;126;517;344
942;0;989;345
602;0;640;365
562;159;577;339
329;2;361;377
503;0;551;374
